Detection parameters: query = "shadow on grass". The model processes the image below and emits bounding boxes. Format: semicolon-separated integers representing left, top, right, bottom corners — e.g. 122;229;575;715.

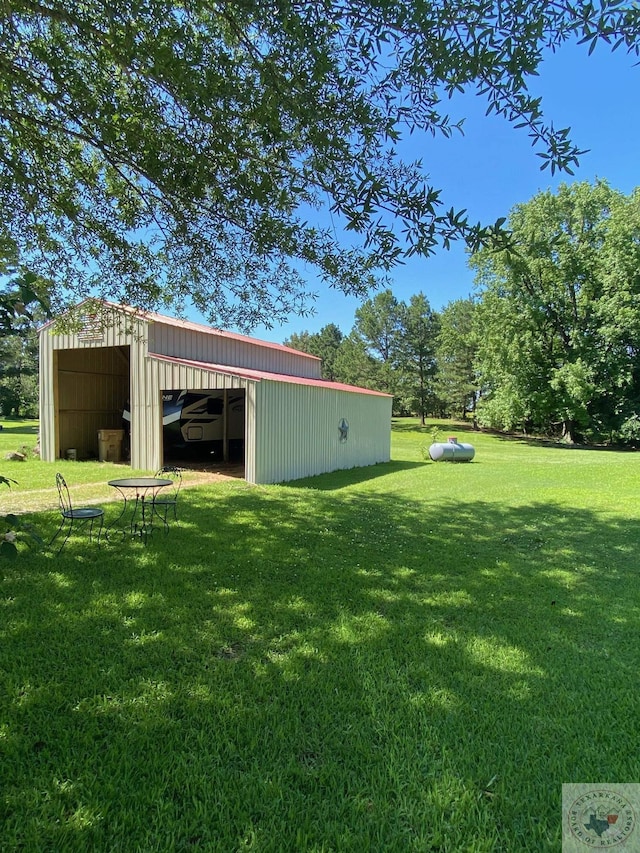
288;459;427;490
394;418;636;454
0;422;39;436
391;419;479;435
485;429;636;453
2;484;640;850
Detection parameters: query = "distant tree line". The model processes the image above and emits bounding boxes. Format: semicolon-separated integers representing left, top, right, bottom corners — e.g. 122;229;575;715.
0;272;49;418
5;180;640;443
286;181;640;445
284;290;473;426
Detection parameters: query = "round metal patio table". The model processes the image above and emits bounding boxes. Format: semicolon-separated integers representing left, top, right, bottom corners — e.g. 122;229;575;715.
107;477;173;542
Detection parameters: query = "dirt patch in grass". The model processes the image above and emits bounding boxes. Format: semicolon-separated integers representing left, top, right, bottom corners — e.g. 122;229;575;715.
1;463;246;515
176;462;245;484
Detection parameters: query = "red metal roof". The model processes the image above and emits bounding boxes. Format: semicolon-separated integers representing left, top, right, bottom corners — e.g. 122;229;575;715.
148;353;392;397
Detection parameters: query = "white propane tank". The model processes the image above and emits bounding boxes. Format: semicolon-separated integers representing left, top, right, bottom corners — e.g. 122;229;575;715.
429;435;475;462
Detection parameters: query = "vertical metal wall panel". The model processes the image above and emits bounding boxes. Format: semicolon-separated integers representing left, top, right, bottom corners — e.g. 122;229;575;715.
129;345;162;471
244;382;257;484
43;310;146;352
38;328;56;461
151;322;321;379
254;381;392;484
149;359;251;393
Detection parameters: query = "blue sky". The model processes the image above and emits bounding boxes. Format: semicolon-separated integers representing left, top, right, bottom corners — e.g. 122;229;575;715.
194;39;640;345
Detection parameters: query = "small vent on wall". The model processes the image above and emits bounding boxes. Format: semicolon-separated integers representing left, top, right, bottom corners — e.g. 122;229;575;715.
78;313;104;342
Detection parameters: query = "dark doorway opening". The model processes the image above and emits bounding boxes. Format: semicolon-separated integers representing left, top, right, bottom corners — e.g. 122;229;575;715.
160;388;246;467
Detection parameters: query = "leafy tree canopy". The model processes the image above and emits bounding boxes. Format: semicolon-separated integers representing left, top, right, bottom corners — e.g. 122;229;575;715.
3;1;640;330
0;271;47;418
472;180;640;441
0;268;51;335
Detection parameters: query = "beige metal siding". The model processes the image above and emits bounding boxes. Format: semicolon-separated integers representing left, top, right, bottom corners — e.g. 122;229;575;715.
44;309;146;351
38;330;56;462
150;322;322;379
134;356;256;476
254;381;392;484
128;339;162;471
244;382;257;484
39;308;146;462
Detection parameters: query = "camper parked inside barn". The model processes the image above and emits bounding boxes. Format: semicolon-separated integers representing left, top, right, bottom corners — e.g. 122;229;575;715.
123;390;244;459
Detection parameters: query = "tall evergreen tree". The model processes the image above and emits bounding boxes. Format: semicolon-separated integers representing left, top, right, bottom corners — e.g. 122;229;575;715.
353;290;404;401
284;323;344;380
332;332;380;390
396;293;439;424
435;299;480;421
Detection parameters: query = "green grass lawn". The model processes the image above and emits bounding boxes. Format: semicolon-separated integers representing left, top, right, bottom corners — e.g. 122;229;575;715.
0;420;214;515
1;418;640;851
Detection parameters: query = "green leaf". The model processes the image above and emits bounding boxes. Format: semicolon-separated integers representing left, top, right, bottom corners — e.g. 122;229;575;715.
0;540;18;558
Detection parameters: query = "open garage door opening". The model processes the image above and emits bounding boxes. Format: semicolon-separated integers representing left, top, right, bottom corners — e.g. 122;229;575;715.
158;388;246;469
56;345;131;462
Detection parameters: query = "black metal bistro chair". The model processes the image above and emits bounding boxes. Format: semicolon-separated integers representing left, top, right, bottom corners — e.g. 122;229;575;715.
50;473;105;552
153;466;183;532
